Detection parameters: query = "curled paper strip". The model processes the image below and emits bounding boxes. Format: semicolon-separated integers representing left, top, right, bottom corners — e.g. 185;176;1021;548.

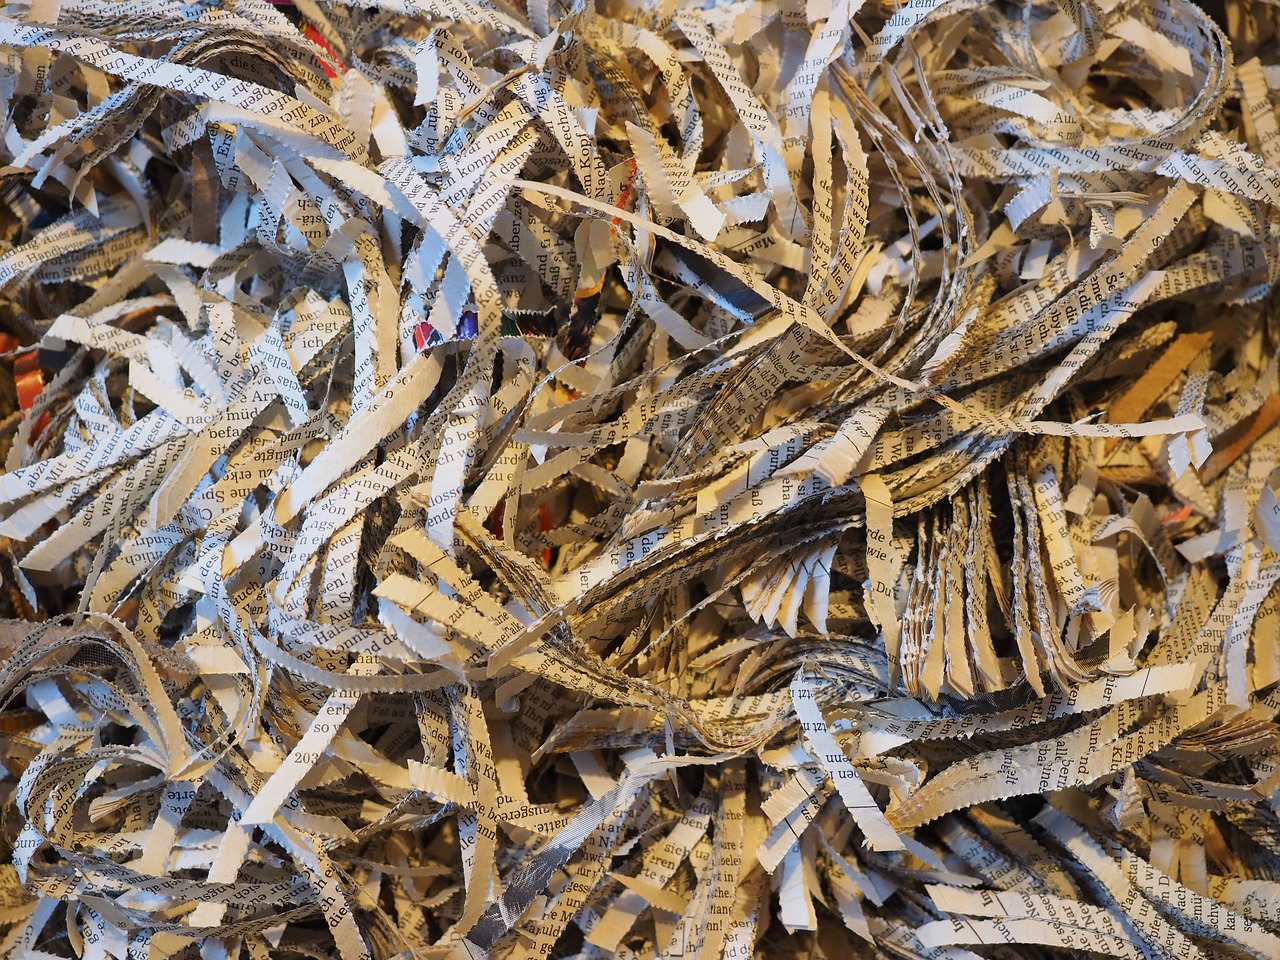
0;0;1278;958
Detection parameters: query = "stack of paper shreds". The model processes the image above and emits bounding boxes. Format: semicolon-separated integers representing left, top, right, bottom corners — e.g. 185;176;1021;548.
2;0;1280;956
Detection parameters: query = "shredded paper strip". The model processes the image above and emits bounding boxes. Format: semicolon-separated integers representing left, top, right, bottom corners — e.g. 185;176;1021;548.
0;0;1278;957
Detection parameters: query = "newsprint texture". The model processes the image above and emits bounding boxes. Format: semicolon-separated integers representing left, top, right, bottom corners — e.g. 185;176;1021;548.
0;0;1276;959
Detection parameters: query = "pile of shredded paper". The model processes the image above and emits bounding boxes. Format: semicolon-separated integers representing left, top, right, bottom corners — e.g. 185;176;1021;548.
4;0;1280;956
